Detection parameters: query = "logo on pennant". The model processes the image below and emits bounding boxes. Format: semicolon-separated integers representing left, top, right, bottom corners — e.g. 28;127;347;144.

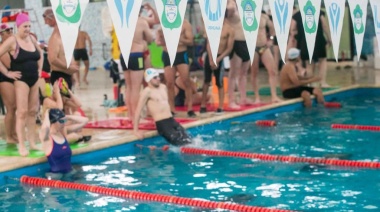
55;0;82;23
353;5;365;34
274;0;288;33
303;0;316;33
161;0;181;29
241;0;258;32
329;2;340;34
205;0;222;21
115;0;134;27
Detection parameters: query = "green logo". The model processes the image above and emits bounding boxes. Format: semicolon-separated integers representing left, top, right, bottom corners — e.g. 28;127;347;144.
353;5;364;34
161;0;182;29
56;0;81;24
303;0;316;34
241;0;258;32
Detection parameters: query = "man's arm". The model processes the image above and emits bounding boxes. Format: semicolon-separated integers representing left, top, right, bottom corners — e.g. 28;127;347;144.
155;27;166;46
286;64;320;86
142;20;154;44
133;88;150;139
85;32;93;56
179;20;194;46
48;34;68;70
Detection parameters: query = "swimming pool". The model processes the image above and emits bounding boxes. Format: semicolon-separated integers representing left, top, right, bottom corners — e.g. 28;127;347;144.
1;88;380;211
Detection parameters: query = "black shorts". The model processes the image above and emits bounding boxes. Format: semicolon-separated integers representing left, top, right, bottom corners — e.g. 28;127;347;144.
162;51;189;67
0;72;14;84
156;117;191;146
230;40;250;62
50;71;73;90
204;54;224;88
73;49;89;61
120;52;144;71
300;38;326;61
282;86;315;99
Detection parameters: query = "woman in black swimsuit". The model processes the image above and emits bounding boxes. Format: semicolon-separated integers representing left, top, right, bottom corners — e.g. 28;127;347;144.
0;14;43;156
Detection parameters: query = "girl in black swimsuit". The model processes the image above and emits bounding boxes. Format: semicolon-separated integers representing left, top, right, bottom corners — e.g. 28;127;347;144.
0;14;43;156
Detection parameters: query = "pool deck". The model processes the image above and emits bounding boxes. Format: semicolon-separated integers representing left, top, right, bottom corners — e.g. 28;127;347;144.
1;61;379;173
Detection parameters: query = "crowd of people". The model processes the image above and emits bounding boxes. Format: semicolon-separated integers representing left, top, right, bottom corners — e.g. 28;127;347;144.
0;1;332;174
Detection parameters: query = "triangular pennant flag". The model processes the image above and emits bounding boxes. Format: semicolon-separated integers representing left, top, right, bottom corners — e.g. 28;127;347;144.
370;0;380;54
298;0;321;63
236;0;263;65
154;0;187;66
348;0;368;61
325;0;346;62
268;0;295;62
198;0;227;65
51;0;89;68
107;0;142;68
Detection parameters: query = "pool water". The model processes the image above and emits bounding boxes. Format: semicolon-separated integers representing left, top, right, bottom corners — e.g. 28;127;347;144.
1;90;380;211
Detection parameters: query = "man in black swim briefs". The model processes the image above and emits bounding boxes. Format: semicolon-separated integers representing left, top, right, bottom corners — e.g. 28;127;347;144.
279;48;325;107
133;68;191;146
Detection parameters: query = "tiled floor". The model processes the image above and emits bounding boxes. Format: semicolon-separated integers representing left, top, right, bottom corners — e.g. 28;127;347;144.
1;59;379;172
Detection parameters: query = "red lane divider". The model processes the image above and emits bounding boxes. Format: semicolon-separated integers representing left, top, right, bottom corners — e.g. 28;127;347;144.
255;120;276;127
20;176;291;212
332;124;380;131
324;102;342;108
181;147;380;169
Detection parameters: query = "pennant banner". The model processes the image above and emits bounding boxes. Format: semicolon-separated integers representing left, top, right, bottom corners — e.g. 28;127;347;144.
348;0;368;61
236;0;263;64
198;0;227;65
370;0;380;54
325;0;346;62
107;0;142;68
154;0;188;66
51;0;89;68
298;0;321;63
268;0;295;62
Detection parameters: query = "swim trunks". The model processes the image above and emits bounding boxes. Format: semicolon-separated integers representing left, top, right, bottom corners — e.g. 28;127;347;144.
282;86;315;99
230;40;250;62
120;52;144;71
156;117;191;146
73;48;89;61
162;51;189;67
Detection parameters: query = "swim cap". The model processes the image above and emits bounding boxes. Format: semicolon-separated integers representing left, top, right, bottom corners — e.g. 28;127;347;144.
287;48;300;60
16;13;30;28
0;23;13;33
144;68;160;83
58;78;70;97
49;108;65;124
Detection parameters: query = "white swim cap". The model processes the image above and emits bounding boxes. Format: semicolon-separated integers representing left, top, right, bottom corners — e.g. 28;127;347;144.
287;48;301;60
144;68;160;83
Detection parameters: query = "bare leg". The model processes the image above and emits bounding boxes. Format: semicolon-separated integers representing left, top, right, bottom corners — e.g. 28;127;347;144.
261;49;282;103
273;45;280;74
238;61;251;105
313;88;325;104
73;60;81;88
301;91;312;107
144;55;152;69
163;66;176;112
14;82;30;156
251;53;261;103
83;60;90;85
123;71;132;120
129;71;144;121
177;64;193;112
0;82;17;144
200;82;210;107
318;58;330;87
228;55;241;109
26;83;40;150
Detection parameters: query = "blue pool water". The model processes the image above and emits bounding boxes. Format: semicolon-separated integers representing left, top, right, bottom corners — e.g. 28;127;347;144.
1;88;380;211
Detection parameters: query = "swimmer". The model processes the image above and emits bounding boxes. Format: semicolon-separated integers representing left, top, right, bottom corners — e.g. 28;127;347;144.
280;48;325;107
133;68;192;146
39;109;88;179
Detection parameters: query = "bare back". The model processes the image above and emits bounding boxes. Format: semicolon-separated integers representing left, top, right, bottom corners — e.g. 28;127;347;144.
146;84;172;121
48;29;70;73
74;31;89;49
131;18;153;53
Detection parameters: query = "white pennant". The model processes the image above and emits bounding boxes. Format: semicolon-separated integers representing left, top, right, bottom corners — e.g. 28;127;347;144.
107;0;142;68
198;0;227;65
236;0;263;65
268;0;295;62
299;0;321;63
51;0;89;68
154;0;187;66
348;0;368;61
325;0;346;62
370;0;380;54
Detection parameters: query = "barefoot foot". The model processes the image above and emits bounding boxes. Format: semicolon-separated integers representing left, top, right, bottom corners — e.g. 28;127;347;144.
18;145;29;157
271;97;283;103
228;102;240;109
